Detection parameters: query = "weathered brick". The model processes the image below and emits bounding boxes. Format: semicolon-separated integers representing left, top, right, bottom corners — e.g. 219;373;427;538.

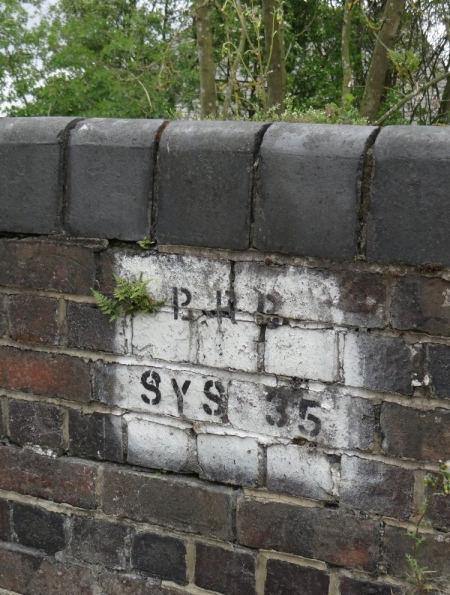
425;475;450;530
234;261;387;328
254;124;375;259
197;316;260;373
265;326;338;381
8;399;63;450
344;332;414;395
0;544;43;593
156;121;265;250
127;417;197;472
367;126;450;267
102;468;235;540
0;499;10;541
0;239;96;295
111;250;232;313
198;434;260;487
70;516;128;569
381;402;450;462
264;558;329;595
391;276;450;336
9;294;59;346
0;544;95;595
132;310;197;364
426;344;450;399
12;502;65;554
69;410;124;462
95;361;178;417
131;531;187;584
67;301;122;352
383;524;450;580
0;346;91;403
67;118;163;240
0;295;6;337
228;382;374;450
0;445;97;508
195;543;256;595
29;558;95;595
97;361;229;424
339;576;404;595
340;455;415;519
266;444;335;502
237;497;379;572
97;570;166;595
0;117;75;235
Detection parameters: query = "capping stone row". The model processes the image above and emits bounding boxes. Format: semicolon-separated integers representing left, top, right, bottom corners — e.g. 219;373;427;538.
1;118;450;266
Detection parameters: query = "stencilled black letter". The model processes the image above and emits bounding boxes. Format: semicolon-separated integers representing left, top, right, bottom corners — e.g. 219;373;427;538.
265;389;289;428
171;378;191;399
298;398;322;437
141;370;162;405
203;380;226;417
173;287;192;320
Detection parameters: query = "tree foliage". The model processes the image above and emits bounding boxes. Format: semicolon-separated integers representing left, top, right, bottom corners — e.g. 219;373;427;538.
1;0;449;124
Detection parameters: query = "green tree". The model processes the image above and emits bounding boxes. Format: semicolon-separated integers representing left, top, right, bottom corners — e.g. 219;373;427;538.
2;0;449;124
0;0;42;111
9;0;200;118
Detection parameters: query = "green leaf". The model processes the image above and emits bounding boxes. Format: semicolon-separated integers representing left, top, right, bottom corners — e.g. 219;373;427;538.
91;273;164;323
137;238;155;249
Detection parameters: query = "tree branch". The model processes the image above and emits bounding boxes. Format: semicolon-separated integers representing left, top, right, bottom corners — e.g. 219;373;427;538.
375;70;450;126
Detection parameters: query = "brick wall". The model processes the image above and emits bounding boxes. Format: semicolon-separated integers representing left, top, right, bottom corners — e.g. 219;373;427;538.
0;118;449;595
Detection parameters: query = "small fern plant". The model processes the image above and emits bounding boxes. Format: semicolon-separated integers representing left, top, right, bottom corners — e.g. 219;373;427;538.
91;274;165;321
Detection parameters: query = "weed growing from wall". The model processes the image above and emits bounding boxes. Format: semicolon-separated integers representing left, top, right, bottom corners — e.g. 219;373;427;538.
92;274;165;321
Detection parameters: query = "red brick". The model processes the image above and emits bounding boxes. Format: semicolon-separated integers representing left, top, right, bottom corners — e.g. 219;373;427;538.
383;524;450;581
97;250;116;294
340;456;415;519
67;301;121;352
102;467;235;540
0;544;42;593
70;516;129;569
0;499;10;541
8;399;63;450
0;445;97;508
28;557;95;595
195;543;256;595
335;271;387;328
264;559;329;595
69;410;124;462
131;531;187;584
9;294;59;346
12;502;65;554
237;497;379;572
0;239;97;295
0;346;91;403
97;570;166;595
344;333;414;396
339;577;404;595
381;402;450;462
0;546;94;595
391;276;450;336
